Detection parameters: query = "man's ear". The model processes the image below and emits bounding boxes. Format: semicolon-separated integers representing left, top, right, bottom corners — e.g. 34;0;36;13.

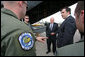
17;1;23;7
81;10;84;24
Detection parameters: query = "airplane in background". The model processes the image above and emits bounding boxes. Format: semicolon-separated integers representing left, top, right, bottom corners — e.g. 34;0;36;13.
26;1;78;33
26;1;78;24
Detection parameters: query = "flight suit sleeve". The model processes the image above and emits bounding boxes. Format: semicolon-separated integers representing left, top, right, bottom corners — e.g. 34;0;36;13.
4;30;36;56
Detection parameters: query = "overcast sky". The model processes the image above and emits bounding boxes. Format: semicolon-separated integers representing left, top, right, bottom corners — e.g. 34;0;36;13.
39;3;77;24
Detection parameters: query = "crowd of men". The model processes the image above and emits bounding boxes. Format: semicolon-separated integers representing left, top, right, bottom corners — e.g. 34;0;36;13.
1;1;84;56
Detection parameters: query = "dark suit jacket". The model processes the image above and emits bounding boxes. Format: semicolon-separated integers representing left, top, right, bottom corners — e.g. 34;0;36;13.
57;16;77;48
46;23;58;38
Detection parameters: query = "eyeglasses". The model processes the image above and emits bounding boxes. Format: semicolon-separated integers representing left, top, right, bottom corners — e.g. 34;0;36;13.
23;1;28;11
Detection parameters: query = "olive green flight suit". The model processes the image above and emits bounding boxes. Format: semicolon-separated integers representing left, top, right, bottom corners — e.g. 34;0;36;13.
1;8;36;56
56;41;84;56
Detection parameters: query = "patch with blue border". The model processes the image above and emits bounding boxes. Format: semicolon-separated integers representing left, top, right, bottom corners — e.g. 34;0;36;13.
19;33;34;50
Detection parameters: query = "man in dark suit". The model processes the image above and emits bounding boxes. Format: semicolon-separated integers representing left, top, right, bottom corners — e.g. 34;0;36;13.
57;7;77;48
56;1;84;56
46;17;58;55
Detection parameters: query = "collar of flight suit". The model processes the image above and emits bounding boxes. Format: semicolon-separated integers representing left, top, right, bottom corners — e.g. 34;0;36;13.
1;8;18;19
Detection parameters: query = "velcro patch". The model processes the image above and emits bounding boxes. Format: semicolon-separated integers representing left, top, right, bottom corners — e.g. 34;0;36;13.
19;33;34;50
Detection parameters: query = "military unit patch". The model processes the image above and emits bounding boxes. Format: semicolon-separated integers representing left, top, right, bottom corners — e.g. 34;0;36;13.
19;33;34;50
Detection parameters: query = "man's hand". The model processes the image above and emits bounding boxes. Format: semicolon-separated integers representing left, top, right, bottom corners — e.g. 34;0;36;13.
36;37;48;43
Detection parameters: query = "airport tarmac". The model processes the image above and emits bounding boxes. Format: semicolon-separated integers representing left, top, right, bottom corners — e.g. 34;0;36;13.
35;32;55;56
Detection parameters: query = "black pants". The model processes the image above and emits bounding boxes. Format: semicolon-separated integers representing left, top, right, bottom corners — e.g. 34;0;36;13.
46;37;56;53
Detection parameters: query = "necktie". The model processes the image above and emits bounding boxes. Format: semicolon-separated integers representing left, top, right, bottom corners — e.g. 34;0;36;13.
50;24;53;30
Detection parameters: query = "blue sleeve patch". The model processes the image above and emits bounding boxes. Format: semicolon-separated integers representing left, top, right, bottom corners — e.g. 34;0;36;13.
19;33;34;50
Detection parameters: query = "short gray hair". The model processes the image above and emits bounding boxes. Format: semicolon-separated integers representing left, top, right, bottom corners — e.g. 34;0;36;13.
2;1;16;6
